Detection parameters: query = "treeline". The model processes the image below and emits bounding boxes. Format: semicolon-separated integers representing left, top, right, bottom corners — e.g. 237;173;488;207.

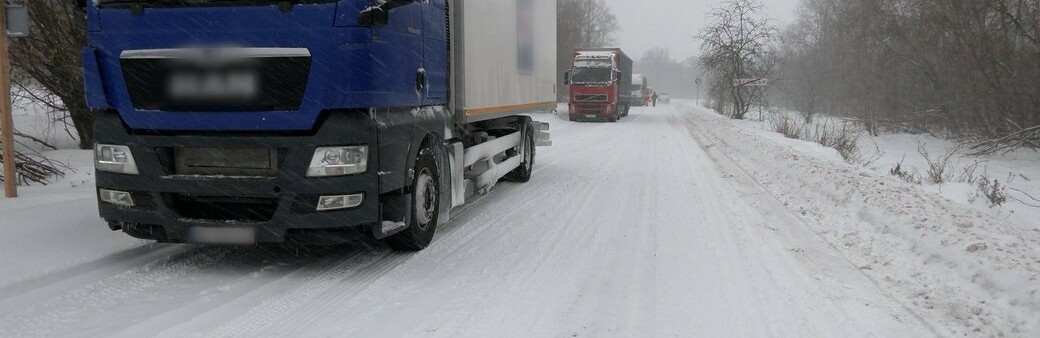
556;0;700;101
557;0;619;101
634;48;701;99
776;0;1040;148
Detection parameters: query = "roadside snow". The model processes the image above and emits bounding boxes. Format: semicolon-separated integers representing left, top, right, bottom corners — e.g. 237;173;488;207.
0;150;145;289
685;101;1040;336
1;95;147;289
732;109;1040;232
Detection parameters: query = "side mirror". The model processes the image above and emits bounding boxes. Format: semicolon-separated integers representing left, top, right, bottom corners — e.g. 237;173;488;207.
563;70;571;85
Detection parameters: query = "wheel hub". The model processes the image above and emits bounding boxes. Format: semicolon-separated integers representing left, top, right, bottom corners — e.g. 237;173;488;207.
415;168;437;229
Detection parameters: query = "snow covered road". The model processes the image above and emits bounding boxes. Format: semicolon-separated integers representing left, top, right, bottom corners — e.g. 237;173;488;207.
0;103;962;337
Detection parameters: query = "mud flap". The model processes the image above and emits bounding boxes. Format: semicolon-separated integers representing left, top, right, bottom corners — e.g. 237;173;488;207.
534;121;552;147
375;193;411;240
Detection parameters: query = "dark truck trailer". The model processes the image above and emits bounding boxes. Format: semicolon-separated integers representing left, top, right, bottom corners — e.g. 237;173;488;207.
564;48;634;122
83;0;556;250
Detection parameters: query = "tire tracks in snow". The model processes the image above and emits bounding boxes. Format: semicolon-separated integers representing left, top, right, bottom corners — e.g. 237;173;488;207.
166;139;585;336
262;113;633;337
0;247;239;337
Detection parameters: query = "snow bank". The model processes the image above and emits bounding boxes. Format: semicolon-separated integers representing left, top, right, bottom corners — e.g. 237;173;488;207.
683;102;1040;337
0;150;144;289
732;108;1040;232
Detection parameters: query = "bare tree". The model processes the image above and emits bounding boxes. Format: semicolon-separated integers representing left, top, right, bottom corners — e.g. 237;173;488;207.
9;0;92;149
698;0;778;119
0;1;78;184
557;0;619;101
634;48;698;98
777;0;1040;151
0;141;69;185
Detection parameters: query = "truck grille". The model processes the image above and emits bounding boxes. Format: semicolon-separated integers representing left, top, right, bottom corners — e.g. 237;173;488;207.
120;49;311;112
574;103;607;115
165;194;278;222
575;94;608;102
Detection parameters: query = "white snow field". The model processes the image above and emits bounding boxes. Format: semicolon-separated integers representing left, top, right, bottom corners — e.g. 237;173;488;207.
0;102;1036;337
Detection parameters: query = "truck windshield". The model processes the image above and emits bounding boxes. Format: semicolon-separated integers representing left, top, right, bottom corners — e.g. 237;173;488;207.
571;68;614;84
97;0;338;8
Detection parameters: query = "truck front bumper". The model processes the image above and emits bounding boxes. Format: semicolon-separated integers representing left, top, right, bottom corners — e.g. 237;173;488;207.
93;111;381;244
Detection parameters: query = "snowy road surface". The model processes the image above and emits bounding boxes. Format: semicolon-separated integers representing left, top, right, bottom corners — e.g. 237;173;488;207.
2;102;1011;337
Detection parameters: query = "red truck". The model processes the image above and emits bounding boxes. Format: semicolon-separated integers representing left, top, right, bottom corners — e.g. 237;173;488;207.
564;48;634;122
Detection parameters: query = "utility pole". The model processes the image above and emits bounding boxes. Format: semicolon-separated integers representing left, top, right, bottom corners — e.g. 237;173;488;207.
1;3;26;198
1;3;15;198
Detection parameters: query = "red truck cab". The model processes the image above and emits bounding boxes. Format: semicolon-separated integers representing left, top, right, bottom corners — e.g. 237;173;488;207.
565;48;634;122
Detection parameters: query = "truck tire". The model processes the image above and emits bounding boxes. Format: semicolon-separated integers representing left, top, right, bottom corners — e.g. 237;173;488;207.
385;146;440;251
504;127;535;183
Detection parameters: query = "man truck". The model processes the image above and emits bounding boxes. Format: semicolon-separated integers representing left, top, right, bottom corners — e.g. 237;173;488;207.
82;0;556;251
563;48;633;122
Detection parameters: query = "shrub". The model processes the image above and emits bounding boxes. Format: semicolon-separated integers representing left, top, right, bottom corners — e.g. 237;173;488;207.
890;156;922;184
918;144;959;184
976;175;1008;207
770;115;802;139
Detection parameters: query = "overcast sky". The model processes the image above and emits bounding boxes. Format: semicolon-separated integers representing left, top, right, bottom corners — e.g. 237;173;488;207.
601;0;802;61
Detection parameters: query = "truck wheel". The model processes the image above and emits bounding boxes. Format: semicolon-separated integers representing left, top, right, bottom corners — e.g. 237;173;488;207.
386;146;440;251
504;127;535;183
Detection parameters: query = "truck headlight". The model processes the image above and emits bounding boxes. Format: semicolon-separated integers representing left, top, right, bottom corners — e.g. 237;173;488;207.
307;146;368;177
95;144;139;175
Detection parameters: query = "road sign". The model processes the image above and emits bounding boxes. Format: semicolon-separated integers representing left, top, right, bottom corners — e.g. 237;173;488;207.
733;78;769;87
695;78;702;85
5;5;27;38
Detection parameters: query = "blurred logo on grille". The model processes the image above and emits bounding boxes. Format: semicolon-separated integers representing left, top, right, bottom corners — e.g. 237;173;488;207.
168;69;261;102
575;94;608;102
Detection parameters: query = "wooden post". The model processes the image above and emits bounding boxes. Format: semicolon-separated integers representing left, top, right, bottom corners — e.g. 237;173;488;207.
1;5;16;198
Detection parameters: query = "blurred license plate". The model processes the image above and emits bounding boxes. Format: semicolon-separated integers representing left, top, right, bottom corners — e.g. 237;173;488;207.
586;114;597;118
188;227;256;245
167;70;260;101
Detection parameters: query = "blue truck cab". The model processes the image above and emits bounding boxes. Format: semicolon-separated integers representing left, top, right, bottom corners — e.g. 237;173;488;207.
83;0;555;250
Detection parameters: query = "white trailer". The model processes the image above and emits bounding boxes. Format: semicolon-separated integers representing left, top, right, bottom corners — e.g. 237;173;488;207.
441;0;555;225
451;0;558;123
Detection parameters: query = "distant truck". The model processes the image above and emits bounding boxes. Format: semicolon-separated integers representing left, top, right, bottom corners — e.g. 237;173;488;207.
631;74;650;107
564;48;633;122
82;0;556;250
